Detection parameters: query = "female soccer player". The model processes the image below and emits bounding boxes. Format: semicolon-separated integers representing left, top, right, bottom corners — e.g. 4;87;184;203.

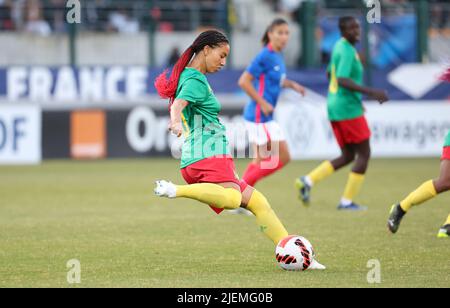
295;16;389;211
238;18;306;187
387;68;450;238
153;30;325;268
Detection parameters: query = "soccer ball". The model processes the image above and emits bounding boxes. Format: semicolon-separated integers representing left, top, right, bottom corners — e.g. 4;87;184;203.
275;235;315;271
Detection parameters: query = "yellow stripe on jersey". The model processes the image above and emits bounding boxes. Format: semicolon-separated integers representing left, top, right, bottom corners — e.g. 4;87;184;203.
329;64;338;94
181;114;190;137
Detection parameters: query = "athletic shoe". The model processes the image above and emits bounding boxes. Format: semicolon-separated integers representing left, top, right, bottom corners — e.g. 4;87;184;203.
227;208;254;216
437;224;450;238
308;259;326;270
387;203;406;234
295;176;311;206
154;180;177;198
337;202;368;211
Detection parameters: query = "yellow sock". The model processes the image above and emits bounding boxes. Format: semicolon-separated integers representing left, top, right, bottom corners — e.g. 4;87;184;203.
400;180;437;212
246;190;289;245
342;172;365;202
176;183;242;210
444;214;450;226
308;161;335;185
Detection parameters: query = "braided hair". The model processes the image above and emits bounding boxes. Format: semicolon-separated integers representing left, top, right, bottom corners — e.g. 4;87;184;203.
154;30;229;104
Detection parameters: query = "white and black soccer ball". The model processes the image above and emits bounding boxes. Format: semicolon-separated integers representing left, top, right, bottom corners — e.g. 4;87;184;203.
275;235;316;271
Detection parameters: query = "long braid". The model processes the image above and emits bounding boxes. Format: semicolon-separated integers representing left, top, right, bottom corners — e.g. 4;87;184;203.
154;47;195;101
154;30;229;109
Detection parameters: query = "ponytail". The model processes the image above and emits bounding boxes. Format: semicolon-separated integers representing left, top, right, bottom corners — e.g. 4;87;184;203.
154;46;195;101
262;31;270;46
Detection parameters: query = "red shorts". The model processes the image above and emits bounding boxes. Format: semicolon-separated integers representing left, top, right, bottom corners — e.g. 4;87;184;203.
331;116;371;148
442;147;450;160
181;155;248;214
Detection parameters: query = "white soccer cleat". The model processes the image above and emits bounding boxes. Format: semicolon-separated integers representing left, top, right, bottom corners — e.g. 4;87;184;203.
226;208;254;216
154;180;177;198
308;259;326;270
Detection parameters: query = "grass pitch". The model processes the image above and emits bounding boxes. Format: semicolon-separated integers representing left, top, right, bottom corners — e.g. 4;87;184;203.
0;158;449;288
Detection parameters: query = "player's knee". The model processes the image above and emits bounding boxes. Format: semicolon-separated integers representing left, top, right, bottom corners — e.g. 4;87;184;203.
343;153;355;164
444;178;450;191
441;184;450;193
437;178;450;193
346;157;355;165
225;188;242;209
282;153;291;165
356;144;371;162
361;149;371;161
354;160;369;174
252;157;262;165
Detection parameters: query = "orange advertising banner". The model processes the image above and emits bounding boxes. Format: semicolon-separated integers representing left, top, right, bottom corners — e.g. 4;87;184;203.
70;110;106;159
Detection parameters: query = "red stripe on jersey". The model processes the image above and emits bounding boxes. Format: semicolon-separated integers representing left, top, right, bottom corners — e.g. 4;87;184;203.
262;123;271;143
256;74;266;123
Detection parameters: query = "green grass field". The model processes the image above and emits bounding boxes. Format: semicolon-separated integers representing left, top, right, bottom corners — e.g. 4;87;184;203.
0;158;449;288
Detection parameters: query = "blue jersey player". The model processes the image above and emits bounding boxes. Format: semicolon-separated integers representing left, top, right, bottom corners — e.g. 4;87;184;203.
238;18;306;188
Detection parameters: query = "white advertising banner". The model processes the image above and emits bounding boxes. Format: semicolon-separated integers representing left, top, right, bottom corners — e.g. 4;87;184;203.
275;91;450;159
0;105;42;164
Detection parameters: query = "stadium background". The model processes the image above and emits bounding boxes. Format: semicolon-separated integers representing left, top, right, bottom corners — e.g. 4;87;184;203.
0;0;449;164
1;0;450;288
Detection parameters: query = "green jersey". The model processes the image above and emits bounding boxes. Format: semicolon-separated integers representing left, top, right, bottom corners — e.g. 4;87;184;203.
327;38;364;121
175;68;229;169
445;130;450;147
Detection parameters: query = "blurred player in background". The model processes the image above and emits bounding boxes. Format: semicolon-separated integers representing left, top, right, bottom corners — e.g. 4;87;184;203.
388;67;450;238
153;29;325;268
238;18;306;188
295;16;389;211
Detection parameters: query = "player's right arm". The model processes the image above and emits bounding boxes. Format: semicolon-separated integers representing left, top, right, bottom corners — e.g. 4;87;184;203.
170;77;208;137
238;50;274;116
169;99;188;137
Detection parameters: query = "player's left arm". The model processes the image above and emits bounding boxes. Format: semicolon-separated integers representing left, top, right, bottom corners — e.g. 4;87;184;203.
282;79;306;96
338;78;389;104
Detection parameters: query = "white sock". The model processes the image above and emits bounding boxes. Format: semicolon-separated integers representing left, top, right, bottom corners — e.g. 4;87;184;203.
340;198;352;206
304;176;313;187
